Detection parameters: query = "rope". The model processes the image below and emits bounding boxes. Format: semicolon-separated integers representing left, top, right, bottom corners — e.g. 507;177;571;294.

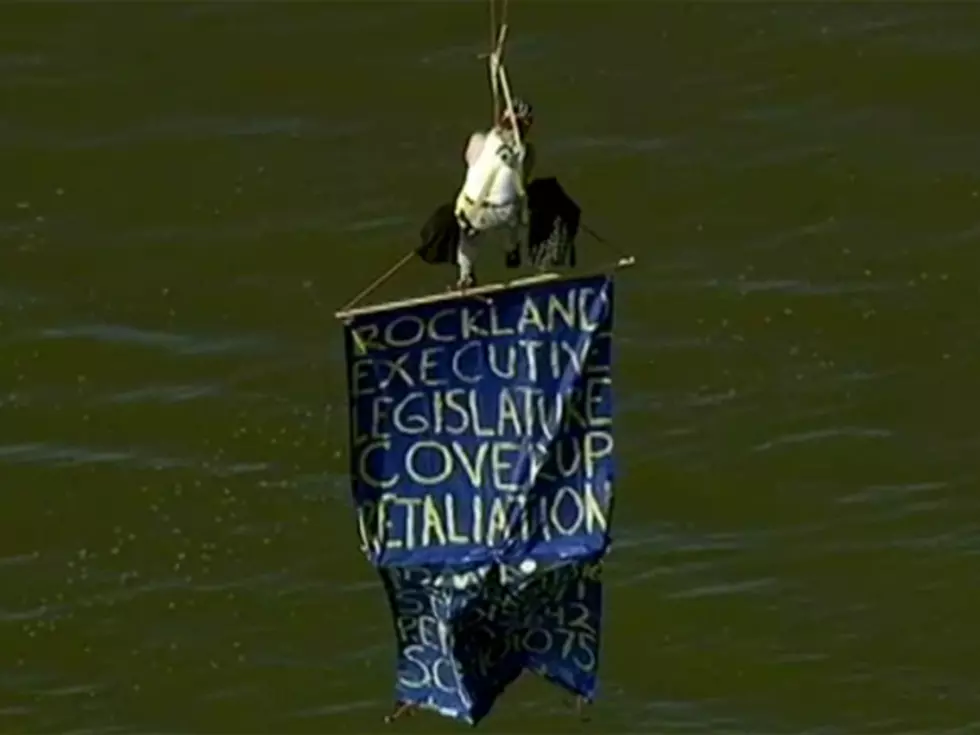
499;0;510;122
336;249;417;316
489;0;498;122
580;222;630;261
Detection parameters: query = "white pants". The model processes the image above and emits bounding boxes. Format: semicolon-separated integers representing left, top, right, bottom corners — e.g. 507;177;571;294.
454;198;521;281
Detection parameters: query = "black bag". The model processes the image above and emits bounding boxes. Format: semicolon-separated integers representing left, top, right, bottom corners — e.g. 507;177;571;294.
526;176;580;269
416;201;459;265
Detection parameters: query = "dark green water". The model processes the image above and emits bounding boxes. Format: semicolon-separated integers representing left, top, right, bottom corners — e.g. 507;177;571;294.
3;2;980;732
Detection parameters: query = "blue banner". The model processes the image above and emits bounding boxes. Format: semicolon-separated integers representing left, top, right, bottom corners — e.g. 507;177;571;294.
342;273;616;724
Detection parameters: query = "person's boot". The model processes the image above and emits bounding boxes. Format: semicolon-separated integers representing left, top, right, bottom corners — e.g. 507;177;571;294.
450;273;477;291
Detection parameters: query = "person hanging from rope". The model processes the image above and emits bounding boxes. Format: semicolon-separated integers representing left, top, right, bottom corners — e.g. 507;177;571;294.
452;97;536;289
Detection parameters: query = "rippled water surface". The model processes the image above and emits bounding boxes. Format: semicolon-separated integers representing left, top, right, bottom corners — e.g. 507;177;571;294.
3;3;980;732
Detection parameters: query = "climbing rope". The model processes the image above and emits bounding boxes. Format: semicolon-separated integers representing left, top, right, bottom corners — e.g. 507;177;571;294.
489;0;509;122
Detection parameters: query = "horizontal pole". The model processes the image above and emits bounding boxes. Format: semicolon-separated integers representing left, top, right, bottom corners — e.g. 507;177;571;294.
334;256;635;321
